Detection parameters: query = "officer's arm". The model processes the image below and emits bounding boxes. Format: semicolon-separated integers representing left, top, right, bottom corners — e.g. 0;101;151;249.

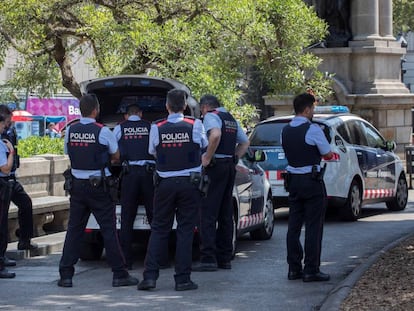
235;140;250;159
202;128;221;167
0;141;14;174
110;149;120;164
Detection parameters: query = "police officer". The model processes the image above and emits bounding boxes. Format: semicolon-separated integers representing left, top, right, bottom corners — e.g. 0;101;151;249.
281;92;333;282
0;114;16;278
138;88;208;291
113;103;155;269
58;94;138;288
193;94;249;271
0;105;37;257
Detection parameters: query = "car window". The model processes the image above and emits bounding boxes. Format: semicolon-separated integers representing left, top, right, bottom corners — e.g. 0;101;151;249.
343;120;368;146
249;122;288;146
359;121;386;149
336;123;351;143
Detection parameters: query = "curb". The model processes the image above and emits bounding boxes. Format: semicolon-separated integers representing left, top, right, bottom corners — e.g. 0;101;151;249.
319;231;414;311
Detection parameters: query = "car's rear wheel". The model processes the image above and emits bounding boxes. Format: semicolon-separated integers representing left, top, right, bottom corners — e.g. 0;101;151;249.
250;194;274;240
340;179;362;221
386;174;408;211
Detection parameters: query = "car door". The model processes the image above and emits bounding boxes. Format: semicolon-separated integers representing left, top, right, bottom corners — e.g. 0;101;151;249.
343;120;379;193
359;120;396;194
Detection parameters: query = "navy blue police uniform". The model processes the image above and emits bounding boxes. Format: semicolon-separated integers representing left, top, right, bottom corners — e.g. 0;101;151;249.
281;116;330;278
139;113;207;290
113;116;155;268
59;119;131;286
1;126;35;251
198;110;238;267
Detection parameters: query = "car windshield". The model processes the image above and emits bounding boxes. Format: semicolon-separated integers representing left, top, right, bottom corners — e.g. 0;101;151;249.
250;122;288;146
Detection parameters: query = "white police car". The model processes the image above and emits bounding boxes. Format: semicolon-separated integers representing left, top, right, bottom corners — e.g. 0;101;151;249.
249;106;408;221
77;75;274;260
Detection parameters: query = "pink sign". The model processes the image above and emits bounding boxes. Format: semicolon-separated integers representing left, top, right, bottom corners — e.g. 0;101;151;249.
26;97;81;130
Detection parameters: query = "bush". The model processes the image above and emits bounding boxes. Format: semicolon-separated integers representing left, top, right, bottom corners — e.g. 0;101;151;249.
18;136;64;158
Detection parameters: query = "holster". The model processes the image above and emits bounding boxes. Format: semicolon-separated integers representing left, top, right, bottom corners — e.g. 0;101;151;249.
153;172;161;187
189;172;202;186
145;163;156;174
89;176;103;188
121;160;130;175
281;171;290;192
105;175;120;202
62;168;73;196
198;172;210;197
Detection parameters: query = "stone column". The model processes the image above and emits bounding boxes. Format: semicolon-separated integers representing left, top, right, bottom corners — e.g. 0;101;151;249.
379;0;394;39
351;0;381;41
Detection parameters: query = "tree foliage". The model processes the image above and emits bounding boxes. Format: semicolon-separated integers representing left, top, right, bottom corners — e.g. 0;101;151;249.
393;0;414;34
0;0;327;124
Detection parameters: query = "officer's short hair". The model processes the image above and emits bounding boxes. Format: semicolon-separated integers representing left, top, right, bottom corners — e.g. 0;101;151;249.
79;94;99;117
0;104;12;118
293;93;315;114
199;94;221;108
0;114;5;123
167;89;187;113
127;104;141;115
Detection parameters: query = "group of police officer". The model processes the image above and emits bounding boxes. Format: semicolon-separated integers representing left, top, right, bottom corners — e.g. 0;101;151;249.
58;89;250;291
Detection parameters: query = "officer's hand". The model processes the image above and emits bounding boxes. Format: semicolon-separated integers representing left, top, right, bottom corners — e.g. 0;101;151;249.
202;153;211;167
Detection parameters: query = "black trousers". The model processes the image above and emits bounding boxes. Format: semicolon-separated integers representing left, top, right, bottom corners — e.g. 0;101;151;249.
0;199;10;269
10;179;33;242
59;178;128;279
0;178;13;266
143;177;200;284
199;159;236;264
119;166;154;266
286;174;327;274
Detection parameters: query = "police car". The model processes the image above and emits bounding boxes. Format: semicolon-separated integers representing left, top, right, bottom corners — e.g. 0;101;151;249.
249;106;408;221
77;75;274;260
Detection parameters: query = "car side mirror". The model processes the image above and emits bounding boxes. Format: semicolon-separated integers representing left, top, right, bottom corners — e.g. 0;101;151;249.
254;150;266;162
245;149;266;162
385;140;396;151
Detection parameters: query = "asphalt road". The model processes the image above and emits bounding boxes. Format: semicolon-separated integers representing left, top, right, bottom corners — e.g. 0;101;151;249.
2;195;414;311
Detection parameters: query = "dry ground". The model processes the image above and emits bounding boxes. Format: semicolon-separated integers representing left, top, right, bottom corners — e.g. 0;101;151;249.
340;235;414;311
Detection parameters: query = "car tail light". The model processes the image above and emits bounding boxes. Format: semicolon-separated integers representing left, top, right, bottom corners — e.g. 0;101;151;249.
276;170;286;180
323;152;340;161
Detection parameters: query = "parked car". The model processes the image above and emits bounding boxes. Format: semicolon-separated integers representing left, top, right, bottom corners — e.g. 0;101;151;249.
77;75;274;260
249;106;408;221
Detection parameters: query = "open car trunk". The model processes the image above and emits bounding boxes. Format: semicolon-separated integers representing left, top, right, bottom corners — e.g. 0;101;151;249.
79;75;200;128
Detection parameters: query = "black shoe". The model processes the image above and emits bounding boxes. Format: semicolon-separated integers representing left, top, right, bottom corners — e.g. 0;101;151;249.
137;279;156;290
112;275;139;287
17;241;38;251
303;271;330;282
57;278;72;287
0;268;16;279
288;271;303;280
192;262;218;272
4;257;16;267
175;280;198;291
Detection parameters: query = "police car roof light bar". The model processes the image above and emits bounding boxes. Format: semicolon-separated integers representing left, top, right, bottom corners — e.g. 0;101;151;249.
314;105;349;114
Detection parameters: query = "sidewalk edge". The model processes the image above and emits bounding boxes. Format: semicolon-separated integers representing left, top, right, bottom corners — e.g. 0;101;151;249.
319;231;414;311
